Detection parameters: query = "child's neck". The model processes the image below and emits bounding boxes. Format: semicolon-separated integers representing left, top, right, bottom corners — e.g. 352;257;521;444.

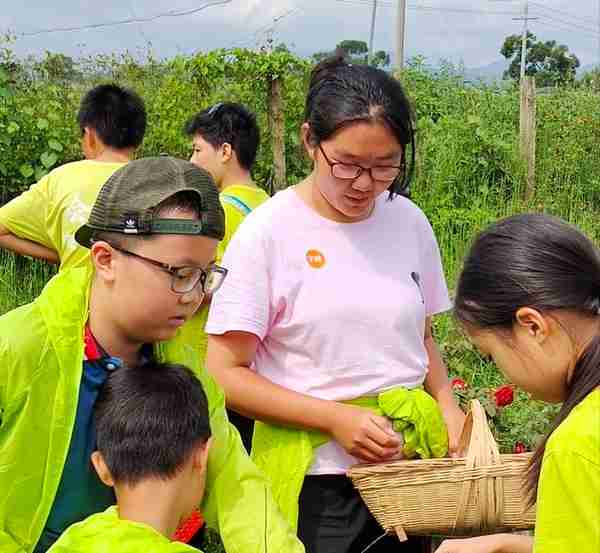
220;168;254;191
88;286;143;367
90;147;134;164
115;480;186;539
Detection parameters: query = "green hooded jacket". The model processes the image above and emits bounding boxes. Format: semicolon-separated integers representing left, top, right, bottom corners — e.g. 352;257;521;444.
47;507;200;553
0;266;303;553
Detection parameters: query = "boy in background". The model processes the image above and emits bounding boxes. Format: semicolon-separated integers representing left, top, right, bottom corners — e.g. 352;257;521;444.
186;102;270;450
0;83;146;269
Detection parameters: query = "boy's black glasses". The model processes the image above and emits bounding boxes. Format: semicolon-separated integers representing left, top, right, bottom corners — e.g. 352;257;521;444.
108;243;227;295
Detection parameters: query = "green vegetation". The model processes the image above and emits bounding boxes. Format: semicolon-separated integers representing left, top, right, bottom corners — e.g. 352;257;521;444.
2;44;600;454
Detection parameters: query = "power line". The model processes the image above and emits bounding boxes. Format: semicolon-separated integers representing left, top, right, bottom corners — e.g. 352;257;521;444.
229;8;302;50
334;0;519;15
533;17;600;39
529;1;595;27
20;0;232;37
532;12;599;35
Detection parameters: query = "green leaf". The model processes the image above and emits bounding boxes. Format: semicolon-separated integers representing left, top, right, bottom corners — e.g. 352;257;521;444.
40;151;58;169
48;139;64;152
36;118;49;130
35;166;48;181
7;121;19;134
19;163;35;179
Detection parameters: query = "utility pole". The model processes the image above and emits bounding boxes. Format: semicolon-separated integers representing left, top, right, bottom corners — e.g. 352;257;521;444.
511;1;537;82
395;0;407;71
519;1;528;81
368;0;378;65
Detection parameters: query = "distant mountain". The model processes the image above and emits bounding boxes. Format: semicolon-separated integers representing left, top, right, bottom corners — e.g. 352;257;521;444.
462;59;509;83
578;63;597;76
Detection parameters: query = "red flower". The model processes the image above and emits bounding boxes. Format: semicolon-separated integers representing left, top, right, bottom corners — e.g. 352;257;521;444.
494;385;514;407
513;442;527;454
451;378;467;390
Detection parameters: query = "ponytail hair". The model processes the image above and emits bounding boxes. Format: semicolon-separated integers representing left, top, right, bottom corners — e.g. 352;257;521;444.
455;213;600;503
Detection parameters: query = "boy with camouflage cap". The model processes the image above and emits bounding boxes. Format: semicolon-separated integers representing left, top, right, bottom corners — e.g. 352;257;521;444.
0;157;303;553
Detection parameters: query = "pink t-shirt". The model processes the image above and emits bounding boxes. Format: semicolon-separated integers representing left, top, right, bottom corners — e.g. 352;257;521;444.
206;187;451;474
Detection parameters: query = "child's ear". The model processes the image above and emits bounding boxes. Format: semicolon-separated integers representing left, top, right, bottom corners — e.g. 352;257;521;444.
192;437;212;472
221;143;233;164
90;241;117;283
91;451;115;487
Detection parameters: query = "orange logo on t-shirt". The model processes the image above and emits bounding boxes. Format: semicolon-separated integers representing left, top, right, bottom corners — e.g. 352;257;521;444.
306;249;326;269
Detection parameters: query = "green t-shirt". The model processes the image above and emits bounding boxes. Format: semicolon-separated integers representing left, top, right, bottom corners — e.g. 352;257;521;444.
0;160;125;270
534;389;600;553
182;183;271;363
47;506;199;553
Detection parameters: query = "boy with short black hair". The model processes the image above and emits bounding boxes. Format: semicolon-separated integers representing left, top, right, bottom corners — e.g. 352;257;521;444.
0;156;303;553
48;362;211;552
0;83;146;268
185;103;270;450
186;102;270;263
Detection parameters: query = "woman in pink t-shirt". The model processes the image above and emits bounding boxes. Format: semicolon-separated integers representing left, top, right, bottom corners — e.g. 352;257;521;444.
206;54;465;553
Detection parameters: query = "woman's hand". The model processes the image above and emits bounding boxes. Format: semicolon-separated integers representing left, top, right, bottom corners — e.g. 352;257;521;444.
436;534;533;553
439;399;467;457
327;403;401;463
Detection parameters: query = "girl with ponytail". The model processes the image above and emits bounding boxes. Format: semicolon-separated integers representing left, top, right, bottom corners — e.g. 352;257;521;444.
437;213;600;553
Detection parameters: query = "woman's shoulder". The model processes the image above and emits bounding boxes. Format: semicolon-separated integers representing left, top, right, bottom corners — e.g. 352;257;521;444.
375;194;435;232
224;187;298;247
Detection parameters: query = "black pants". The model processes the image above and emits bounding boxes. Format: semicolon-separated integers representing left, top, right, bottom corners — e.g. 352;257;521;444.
227;408;255;453
298;475;430;553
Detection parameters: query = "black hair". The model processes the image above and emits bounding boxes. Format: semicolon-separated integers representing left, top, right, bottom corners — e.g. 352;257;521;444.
304;52;416;197
77;83;147;150
184;102;260;171
455;213;600;503
94;362;211;486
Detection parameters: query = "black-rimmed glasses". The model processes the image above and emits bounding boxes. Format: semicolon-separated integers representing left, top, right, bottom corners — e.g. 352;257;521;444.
109;243;228;295
319;144;403;183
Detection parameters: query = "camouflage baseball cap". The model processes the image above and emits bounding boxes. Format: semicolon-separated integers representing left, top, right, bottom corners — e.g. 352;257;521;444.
75;156;225;248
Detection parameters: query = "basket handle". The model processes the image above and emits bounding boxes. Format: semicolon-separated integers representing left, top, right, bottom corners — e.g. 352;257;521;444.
453;400;504;532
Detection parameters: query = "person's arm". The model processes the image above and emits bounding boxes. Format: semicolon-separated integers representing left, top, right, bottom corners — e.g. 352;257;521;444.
435;534;533;553
423;316;466;456
206;331;401;463
0;224;59;263
0;176;59;263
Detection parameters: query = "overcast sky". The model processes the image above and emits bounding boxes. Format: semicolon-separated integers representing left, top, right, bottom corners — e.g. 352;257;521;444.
3;1;598;69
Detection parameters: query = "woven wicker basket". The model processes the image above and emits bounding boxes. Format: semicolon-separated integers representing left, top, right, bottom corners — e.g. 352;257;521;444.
347;399;536;539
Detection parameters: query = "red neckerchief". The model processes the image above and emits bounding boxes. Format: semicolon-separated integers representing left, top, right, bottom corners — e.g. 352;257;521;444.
173;509;205;543
84;325;103;361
